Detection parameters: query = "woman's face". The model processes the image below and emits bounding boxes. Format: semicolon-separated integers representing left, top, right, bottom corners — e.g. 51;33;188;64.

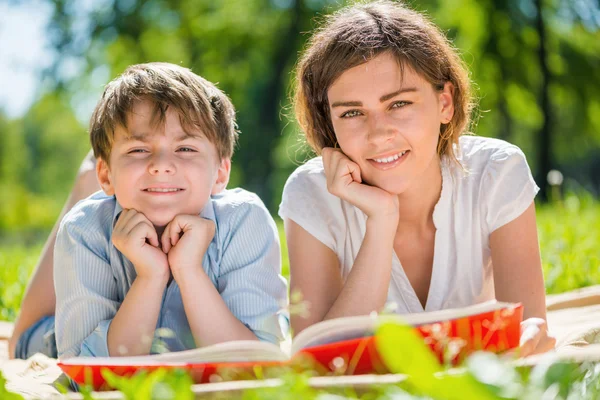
327;52;454;195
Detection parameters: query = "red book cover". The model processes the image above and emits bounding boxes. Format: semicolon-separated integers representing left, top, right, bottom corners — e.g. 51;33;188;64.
58;301;523;390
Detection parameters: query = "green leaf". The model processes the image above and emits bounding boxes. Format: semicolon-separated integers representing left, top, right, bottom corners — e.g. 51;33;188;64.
376;322;443;377
376;322;501;400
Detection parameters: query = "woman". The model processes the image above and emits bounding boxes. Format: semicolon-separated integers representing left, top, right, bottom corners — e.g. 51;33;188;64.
279;0;554;356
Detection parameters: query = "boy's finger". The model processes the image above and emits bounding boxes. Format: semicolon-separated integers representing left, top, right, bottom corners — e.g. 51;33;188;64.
114;209;132;230
128;221;156;248
170;218;184;247
124;212;152;236
161;223;172;253
143;221;160;248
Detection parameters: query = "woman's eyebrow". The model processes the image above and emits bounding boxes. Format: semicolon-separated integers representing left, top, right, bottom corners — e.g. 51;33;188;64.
331;87;418;108
379;87;418;102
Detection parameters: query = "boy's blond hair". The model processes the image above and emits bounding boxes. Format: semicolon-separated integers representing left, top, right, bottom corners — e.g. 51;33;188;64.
90;62;238;163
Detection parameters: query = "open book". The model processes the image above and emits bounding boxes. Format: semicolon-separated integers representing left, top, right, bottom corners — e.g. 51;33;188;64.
58;300;523;389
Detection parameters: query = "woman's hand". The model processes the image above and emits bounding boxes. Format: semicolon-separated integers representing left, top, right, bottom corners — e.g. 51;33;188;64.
516;317;556;357
322;147;399;223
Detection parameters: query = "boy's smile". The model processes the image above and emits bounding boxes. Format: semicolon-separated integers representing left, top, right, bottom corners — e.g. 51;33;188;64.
96;99;230;228
142;185;185;195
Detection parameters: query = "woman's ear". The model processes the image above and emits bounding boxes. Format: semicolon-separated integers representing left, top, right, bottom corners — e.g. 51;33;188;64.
96;158;115;196
211;158;231;195
439;81;455;124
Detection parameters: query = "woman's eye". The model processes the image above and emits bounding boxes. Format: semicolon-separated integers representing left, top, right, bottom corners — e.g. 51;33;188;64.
340;110;361;118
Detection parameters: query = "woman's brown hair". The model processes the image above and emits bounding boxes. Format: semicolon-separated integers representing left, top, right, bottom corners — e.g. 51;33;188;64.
293;0;476;162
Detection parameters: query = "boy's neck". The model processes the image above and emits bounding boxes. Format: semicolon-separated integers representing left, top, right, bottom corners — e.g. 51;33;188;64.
395;157;443;233
155;225;166;242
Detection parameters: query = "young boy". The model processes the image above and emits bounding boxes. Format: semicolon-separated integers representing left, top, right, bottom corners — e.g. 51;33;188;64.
54;62;288;359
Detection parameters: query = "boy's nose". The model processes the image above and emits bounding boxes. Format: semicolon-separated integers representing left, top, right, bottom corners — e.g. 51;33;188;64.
148;154;176;175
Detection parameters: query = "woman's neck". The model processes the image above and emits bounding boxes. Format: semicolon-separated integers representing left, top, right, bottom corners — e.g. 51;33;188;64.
396;156;443;233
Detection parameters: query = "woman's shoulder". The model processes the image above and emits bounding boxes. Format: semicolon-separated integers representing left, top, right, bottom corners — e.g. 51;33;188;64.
281;157;329;201
456;135;527;173
282;156;340;203
285;157;326;185
453;135;538;232
279;158;351;253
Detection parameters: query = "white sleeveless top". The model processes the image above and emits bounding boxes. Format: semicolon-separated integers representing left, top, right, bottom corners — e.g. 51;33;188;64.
278;136;539;314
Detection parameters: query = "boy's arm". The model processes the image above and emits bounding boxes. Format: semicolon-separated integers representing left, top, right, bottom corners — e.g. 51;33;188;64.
166;214;258;347
106;208;171;356
54;213;120;359
106;276;167;356
169;200;287;347
214;200;288;344
175;259;259;346
55;207;169;359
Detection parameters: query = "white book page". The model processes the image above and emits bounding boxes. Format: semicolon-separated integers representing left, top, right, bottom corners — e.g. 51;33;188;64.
61;340;288;366
291;300;514;354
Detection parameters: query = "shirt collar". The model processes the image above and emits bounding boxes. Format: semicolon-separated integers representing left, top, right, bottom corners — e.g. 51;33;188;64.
111;196;217;227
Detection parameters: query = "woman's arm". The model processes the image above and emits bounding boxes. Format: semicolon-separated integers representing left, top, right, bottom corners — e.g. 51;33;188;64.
490;201;555;355
286;216;396;335
286;148;400;335
8;151;99;359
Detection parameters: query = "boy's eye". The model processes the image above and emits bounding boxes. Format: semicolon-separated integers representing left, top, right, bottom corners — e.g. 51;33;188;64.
391;101;411;109
340;110;362;118
128;148;148;154
177;147;197;152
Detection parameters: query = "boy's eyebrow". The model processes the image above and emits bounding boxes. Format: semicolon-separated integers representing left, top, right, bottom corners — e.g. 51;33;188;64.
123;132;202;142
124;133;150;142
175;132;203;141
330;87;418;108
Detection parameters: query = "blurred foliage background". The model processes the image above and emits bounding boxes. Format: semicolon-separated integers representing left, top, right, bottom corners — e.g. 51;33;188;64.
0;0;599;238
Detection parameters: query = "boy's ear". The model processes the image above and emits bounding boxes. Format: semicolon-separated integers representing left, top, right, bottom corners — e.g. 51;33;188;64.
96;158;115;196
211;158;231;195
439;81;455;124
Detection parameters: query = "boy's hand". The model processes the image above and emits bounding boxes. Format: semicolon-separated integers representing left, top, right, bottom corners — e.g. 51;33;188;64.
161;215;216;282
322;147;399;223
112;209;170;284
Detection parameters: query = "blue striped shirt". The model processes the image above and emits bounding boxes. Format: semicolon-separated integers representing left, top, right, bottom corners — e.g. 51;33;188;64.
54;189;288;359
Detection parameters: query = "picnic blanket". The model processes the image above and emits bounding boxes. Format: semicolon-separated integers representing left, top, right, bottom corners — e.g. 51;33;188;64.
2;285;600;399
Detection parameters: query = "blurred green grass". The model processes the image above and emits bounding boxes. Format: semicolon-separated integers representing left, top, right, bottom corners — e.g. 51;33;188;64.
0;193;598;321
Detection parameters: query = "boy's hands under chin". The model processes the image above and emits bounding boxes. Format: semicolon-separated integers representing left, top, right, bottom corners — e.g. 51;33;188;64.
322;147;399;223
160;215;216;283
112;209;170;284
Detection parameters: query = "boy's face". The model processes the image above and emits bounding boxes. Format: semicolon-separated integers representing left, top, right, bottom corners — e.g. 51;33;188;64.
97;99;230;228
